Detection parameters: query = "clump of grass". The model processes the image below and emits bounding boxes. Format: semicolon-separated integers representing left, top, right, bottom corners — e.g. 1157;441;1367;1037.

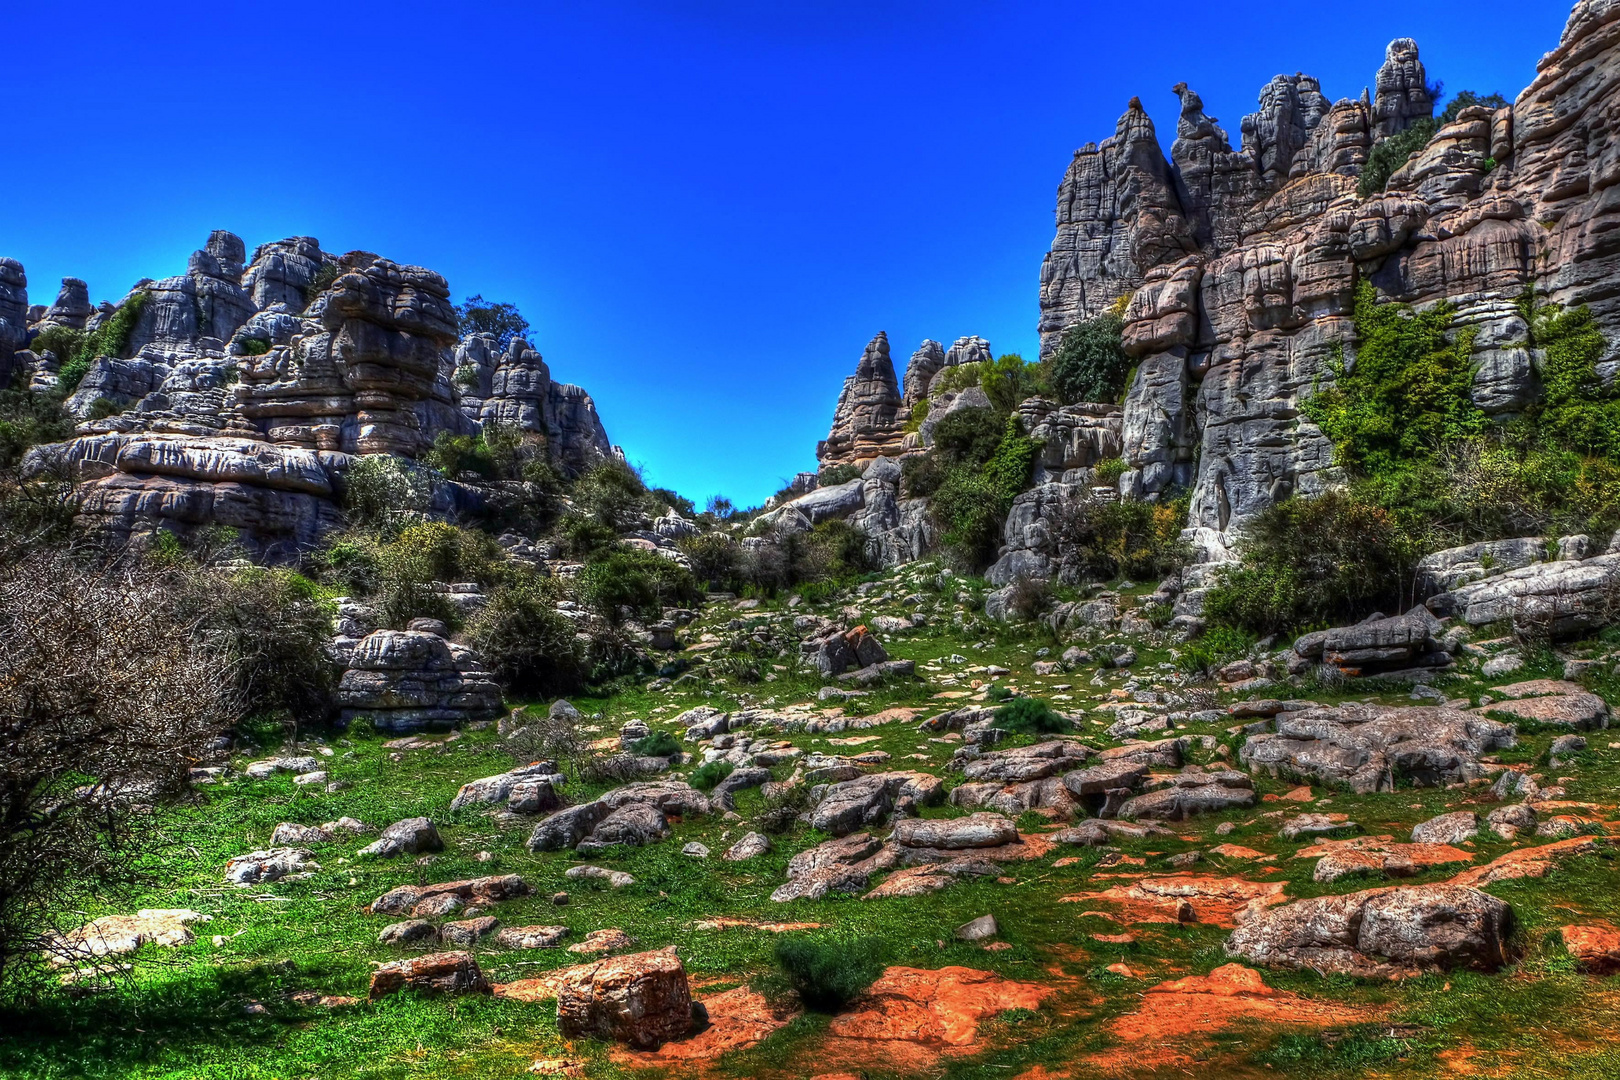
994;696;1071;735
632;730;681;758
689;759;735;791
774;936;884;1012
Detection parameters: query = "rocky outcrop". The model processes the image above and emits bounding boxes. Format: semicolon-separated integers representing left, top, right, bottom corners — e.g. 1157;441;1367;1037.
818;332;906;468
901;340;946;412
0;259;28;386
335;628;502;732
1030;2;1620;548
554;949;695;1049
1038;98;1196;359
455;334;614;476
10;231;618;559
1226;884;1510;976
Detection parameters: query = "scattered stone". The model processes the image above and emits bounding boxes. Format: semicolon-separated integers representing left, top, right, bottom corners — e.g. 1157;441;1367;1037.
565;865;637;888
225;848;319;885
568;928;637;955
369;951;491;1000
1411;811;1480;845
496;925;571;949
682;842;711;859
1559;925;1620;974
723;832;772;861
440;916;500;946
955;915;998;941
269;823;332;846
378;920;439;946
358;817;443;859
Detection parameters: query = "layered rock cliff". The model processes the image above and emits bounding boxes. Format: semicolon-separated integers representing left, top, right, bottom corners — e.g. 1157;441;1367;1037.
1037;0;1620;551
8;233;618;559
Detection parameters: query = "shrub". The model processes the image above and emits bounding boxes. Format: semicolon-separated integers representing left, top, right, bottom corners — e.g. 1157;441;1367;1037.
689;759;734;790
1304;283;1482;477
455;295;530;348
464;574;586;697
628;731;679;759
1053;494;1190;582
649;487;696;517
301;262;341;312
930;406;1005;466
187;567;337;728
1177;625;1257;677
59;290;150;394
930;415;1040;571
27;325;85;368
573;460;652;532
774;937;884;1012
0;544;231;992
241;336;271;356
579;548;701;621
1046;313;1129;405
1358;119;1439;198
1526;297;1620;460
928;361;985;396
0;384;74;469
425;432;496;480
1202;490;1417;635
995;696;1071;735
817;464;861;487
372;522;501;629
980;353;1046;413
680;532;740;590
1439;90;1508;125
342;455;439;533
902;399;930;433
1093;457;1128;486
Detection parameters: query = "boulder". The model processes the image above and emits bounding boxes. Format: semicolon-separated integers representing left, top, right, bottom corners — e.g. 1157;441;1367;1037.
1119;771;1254;820
1411;811;1480;845
554;948;695;1050
224;847;319;885
891;812;1018;850
359;817;443;859
337;630;502;733
369;951;491;1000
1225;885;1511;976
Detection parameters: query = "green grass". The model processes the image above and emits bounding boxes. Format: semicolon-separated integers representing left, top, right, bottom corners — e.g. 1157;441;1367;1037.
6;560;1620;1078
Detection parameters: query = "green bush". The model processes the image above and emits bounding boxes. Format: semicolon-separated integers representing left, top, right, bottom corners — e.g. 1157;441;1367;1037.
1045;313;1129;405
302;262;341;312
1439;90;1508;125
186;565;337;725
1358;119;1438;197
425;432;496;479
342;455;439;533
774;937;884;1012
930;406;1006;465
0;385;74;469
573;460;652;531
579;548;701;621
1203;491;1417;635
929;415;1040;571
1093;457;1128;486
1304;282;1482;477
816;464;861;487
995;696;1071;735
1054;494;1190;582
689;759;735;790
464;574;586;697
455;294;529;348
928;361;984;396
633;731;682;758
980;353;1046;413
680;532;740;590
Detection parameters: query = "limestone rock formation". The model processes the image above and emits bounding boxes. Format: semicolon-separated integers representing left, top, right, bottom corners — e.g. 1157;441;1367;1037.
1032;2;1620;549
901;339;946;411
1038;98;1196;359
8;230;619;558
818;332;906;468
335;628;503;732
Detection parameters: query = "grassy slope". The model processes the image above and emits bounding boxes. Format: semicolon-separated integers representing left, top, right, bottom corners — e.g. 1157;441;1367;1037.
3;564;1619;1079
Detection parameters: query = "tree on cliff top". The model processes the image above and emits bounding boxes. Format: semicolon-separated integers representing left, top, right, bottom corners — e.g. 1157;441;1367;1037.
455;295;531;349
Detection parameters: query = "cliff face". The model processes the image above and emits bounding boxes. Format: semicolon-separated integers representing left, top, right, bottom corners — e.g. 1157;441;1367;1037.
10;233;617;558
1037;0;1620;549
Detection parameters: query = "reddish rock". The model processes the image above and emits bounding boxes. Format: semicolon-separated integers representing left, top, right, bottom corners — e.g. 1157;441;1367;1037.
555;948;694;1050
1560;925;1620;973
368;951;490;1000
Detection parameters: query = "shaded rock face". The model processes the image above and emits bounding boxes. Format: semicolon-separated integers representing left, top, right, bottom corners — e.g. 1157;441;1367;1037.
818;332;906;469
455;334;614;477
901;340;946;412
554;948;694;1049
37;278;93;331
1225;884;1510;976
0;260;31;388
1035;3;1620;544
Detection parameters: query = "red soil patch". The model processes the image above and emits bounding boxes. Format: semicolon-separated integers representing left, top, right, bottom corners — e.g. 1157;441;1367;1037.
614;984;800;1069
1209;843;1272;860
814;965;1052;1072
1446;836;1599;886
1059;874;1288;927
1088;963;1371;1072
1560;924;1620;973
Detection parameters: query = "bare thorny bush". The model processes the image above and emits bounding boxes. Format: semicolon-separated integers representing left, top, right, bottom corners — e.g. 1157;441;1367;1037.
0;542;233;995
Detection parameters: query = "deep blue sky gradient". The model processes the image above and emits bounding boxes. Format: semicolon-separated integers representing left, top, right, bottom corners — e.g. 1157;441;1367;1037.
6;0;1571;506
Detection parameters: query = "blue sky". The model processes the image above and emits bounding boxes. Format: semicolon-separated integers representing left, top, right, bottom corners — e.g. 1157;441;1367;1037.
7;0;1571;507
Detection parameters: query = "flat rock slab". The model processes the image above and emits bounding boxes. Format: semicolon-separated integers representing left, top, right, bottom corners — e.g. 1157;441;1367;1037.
1445;836;1601;886
51;909;211;964
1560;924;1620;973
1295;836;1474;883
612;984;799;1065
1061;874;1287;927
369;951;490;1000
